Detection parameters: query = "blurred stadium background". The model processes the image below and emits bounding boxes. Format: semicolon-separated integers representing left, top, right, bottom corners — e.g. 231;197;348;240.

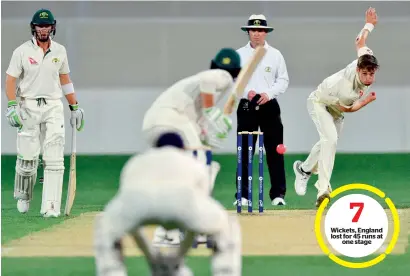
2;1;409;154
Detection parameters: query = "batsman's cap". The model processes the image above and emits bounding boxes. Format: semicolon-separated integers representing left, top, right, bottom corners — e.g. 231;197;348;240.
211;48;241;79
155;132;185;149
241;14;274;33
31;9;56;25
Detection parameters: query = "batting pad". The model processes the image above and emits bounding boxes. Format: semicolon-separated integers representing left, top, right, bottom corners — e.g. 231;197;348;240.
41;141;65;215
14;159;38;200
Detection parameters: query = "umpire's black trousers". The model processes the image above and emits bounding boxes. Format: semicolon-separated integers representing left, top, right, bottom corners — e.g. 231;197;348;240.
234;98;286;201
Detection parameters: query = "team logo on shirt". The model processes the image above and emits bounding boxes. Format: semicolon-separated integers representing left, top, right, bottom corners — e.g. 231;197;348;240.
28;57;38;65
52;57;60;63
265;66;271;72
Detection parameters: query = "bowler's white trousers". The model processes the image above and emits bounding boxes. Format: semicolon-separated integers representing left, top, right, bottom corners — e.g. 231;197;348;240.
301;95;344;197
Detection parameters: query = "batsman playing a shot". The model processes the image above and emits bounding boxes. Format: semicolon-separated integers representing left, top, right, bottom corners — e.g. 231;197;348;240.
293;7;379;207
5;9;85;217
142;48;241;246
94;132;242;276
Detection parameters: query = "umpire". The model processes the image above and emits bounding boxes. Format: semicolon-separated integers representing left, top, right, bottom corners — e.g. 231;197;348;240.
234;14;289;206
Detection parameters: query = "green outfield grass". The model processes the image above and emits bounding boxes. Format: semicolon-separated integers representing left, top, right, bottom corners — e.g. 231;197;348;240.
2;254;410;276
2;153;410;275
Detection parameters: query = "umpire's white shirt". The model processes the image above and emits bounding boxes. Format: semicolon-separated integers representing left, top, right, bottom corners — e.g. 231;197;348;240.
6;37;70;100
236;41;289;100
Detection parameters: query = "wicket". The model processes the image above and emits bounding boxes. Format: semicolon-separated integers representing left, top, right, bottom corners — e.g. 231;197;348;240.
236;131;264;213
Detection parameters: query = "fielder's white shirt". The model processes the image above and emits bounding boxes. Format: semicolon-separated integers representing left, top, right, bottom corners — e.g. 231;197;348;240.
148;69;234;121
236;42;289;100
119;147;210;195
6;37;70;100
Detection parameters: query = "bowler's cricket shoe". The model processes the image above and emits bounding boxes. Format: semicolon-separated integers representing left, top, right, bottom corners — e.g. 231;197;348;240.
316;192;330;208
293;160;311;196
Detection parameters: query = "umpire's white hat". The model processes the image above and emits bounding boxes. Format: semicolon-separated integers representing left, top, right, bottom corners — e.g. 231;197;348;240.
241;14;274;33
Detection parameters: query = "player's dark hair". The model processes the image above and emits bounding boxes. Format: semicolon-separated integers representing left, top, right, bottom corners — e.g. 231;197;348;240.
357;54;379;71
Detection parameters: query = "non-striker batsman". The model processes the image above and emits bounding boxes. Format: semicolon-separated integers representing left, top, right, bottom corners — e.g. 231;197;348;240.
5;9;85;217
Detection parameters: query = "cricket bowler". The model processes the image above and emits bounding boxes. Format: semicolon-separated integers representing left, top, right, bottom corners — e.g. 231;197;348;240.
293;7;379;207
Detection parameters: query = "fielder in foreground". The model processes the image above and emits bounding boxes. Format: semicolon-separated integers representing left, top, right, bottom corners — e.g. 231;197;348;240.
94;133;242;276
5;9;85;217
293;7;379;207
142;48;241;246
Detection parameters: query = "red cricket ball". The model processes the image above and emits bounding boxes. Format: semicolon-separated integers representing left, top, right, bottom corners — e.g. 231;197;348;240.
276;144;287;154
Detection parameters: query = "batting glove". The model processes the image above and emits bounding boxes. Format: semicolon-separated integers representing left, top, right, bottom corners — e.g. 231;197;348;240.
202;107;233;138
5;100;23;128
200;107;232;148
69;103;85;131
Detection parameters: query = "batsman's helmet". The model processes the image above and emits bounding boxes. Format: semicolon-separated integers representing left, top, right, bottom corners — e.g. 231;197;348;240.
210;48;241;79
30;9;57;37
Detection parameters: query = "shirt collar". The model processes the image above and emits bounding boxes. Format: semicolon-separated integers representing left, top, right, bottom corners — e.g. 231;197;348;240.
246;41;269;50
31;36;54;51
354;71;368;89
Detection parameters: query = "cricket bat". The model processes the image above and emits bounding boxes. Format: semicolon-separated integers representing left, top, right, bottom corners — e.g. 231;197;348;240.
223;46;267;115
64;125;77;216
